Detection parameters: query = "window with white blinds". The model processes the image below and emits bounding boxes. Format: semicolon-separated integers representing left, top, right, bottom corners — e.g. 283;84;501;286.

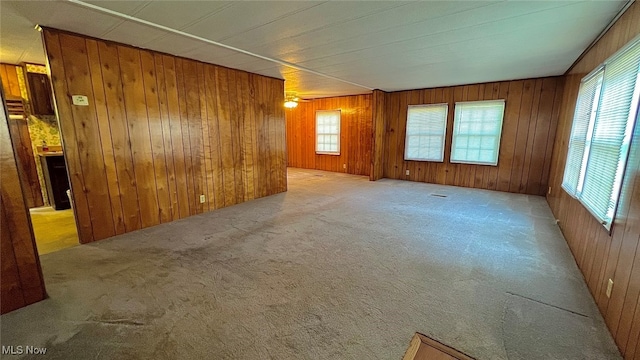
562;36;640;231
451;100;505;165
316;110;340;155
562;70;604;195
404;104;448;161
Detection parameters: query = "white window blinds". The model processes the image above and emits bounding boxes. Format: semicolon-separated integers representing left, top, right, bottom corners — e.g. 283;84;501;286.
451;100;505;165
316;110;340;154
562;36;640;230
562;70;604;195
404;104;448;162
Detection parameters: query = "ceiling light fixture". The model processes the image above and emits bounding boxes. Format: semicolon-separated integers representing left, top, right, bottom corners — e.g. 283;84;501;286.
284;99;298;109
284;92;299;109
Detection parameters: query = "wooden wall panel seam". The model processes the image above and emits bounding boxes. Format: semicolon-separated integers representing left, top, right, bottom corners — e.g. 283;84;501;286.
87;40;126;235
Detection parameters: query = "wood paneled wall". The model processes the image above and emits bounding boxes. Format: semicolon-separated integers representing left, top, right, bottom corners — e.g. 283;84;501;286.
43;28;286;244
370;89;386;181
285;94;372;176
547;3;640;359
1;63;22;98
382;78;564;195
1;63;44;208
1;87;46;314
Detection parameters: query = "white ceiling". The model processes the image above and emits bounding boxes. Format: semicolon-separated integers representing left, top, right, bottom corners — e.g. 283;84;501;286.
0;0;627;98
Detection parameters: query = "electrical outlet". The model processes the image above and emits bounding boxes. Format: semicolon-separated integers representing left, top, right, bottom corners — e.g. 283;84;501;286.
405;169;410;176
548;186;552;195
199;194;206;204
343;164;346;169
606;279;614;298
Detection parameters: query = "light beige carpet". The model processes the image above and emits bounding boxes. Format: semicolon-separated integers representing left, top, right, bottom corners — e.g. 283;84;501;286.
2;169;620;359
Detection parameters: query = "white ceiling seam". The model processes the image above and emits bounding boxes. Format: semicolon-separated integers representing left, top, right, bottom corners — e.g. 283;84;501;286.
214;1;329;43
138;3;235;48
65;0;374;92
98;1;151;39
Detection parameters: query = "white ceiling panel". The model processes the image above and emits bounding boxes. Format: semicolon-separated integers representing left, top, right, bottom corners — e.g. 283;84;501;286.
221;1;498;63
101;20;167;48
217;1;414;50
84;1;150;16
182;1;324;42
134;1;233;31
0;0;628;98
304;2;617;76
6;1;121;39
263;1;587;68
279;68;371;99
0;3;43;64
143;33;206;58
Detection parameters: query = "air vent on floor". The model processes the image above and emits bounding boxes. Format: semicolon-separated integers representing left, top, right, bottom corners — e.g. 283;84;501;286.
430;194;448;198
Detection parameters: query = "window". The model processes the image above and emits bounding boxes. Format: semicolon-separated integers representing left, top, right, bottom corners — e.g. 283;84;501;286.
562;37;640;231
316;110;340;155
404;104;448;162
451;100;505;165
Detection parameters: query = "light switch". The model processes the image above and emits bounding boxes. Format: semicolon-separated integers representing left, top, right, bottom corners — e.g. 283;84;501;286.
72;95;89;106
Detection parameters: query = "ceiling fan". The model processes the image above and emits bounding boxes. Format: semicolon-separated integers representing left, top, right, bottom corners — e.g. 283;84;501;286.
284;91;310;109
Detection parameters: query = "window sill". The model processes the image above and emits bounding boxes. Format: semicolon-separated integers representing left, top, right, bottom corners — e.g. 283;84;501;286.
450;160;498;166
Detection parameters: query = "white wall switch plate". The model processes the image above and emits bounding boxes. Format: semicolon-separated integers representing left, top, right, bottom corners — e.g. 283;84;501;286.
405;169;410;175
72;95;89;106
606;279;614;298
199;195;206;204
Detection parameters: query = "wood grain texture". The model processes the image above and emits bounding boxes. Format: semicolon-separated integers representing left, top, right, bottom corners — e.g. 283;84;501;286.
546;3;640;359
285;94;372;176
7;117;43;208
370;89;386;180
1;87;46;314
382;78;563;195
1;64;44;208
1;63;22;98
42;28;286;244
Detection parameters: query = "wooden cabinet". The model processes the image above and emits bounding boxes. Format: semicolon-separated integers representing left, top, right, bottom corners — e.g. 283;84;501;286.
25;72;54;116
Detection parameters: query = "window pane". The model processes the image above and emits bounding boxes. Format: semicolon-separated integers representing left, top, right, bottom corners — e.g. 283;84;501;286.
316;110;341;154
404;104;448;161
451;100;505;165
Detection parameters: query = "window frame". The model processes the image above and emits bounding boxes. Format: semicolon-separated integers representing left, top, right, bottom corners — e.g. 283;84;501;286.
315;109;341;155
561;35;640;232
450;99;506;166
403;103;449;162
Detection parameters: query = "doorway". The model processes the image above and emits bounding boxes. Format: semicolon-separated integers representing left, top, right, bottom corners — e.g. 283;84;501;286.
1;62;79;255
